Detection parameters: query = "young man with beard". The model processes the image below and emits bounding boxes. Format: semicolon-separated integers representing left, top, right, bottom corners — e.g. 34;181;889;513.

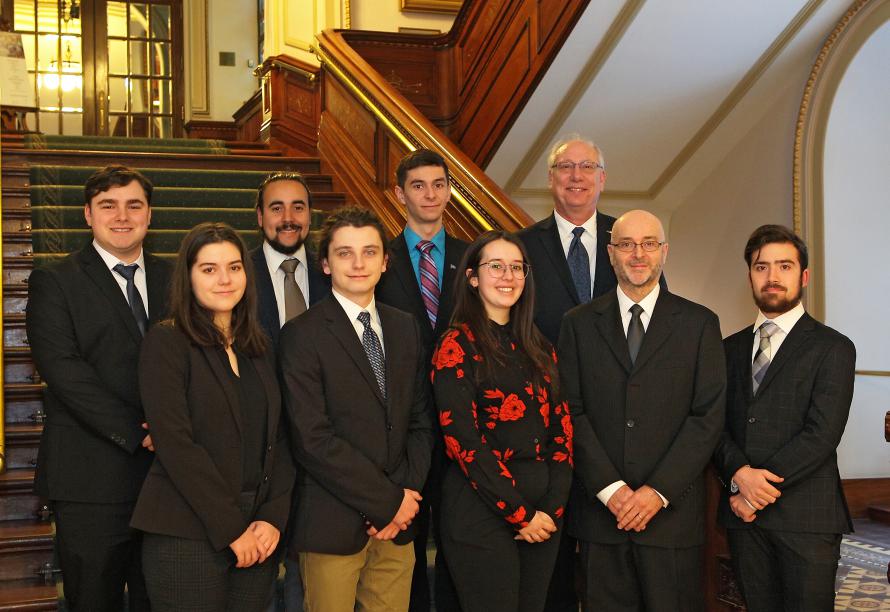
714;224;855;611
558;209;725;612
252;172;331;345
251;172;330;611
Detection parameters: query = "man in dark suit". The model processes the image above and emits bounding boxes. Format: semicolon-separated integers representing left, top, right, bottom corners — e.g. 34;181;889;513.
25;165;171;611
558;209;726;612
280;206;433;611
713;224;855;611
375;148;467;612
251;172;330;344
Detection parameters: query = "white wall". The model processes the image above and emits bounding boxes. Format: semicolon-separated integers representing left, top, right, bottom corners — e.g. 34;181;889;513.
203;0;260;121
350;0;455;33
823;21;890;478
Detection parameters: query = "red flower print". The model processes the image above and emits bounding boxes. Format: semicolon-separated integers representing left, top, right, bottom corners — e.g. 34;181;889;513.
505;506;527;525
524;383;534;396
435;333;465;370
497;500;506;510
460;324;475;342
499;394;526;421
561;413;573;440
555;507;564;518
439;411;453;427
540;402;550;428
456;369;464;379
443;435;476;476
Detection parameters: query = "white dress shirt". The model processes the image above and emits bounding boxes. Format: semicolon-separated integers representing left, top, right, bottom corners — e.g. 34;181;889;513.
751;301;805;362
553;210;597;298
262;241;310;329
331;289;386;356
93;240;149;315
598;285;668;508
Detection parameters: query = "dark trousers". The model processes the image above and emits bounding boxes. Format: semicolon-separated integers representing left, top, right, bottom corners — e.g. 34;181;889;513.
727;526;841;612
410;443;462;612
142;532;278;612
441;466;562;612
53;499;150;612
542;533;579;612
579;539;703;612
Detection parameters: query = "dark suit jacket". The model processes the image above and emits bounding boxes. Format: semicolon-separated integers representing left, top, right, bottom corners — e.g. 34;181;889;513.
558;289;726;547
714;313;855;535
26;243;171;503
250;245;331;345
131;324;295;551
375;231;468;356
279;296;434;555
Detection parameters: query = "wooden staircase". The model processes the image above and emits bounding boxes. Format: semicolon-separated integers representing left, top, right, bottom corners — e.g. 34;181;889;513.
0;134;346;609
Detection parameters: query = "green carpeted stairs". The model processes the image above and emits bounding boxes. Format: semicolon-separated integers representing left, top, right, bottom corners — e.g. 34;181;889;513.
24;134;230;155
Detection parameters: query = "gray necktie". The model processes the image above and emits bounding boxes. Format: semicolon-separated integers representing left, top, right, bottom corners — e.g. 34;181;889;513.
627;304;644;365
567;227;591;303
280;259;307;322
112;263;148;335
358;311;386;400
752;320;779;394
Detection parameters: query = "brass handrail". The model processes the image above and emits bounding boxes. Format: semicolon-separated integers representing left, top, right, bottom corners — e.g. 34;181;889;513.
856;370;890;377
253;58;317;82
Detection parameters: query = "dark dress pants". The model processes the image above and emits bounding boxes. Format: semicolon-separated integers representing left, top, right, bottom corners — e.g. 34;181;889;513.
579;539;703;612
441;465;562;612
53;500;150;612
727;526;842;612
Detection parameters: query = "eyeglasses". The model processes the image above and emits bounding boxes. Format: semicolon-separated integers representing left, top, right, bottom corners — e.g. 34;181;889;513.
550;160;604;174
610;240;664;253
478;261;530;279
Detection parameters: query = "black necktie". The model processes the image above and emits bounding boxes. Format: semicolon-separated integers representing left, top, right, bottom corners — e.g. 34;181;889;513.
627;304;644;365
357;311;386;400
113;263;148;335
567;226;591;303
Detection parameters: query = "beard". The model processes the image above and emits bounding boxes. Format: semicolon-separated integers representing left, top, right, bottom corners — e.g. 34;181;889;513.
265;223;305;255
752;282;803;315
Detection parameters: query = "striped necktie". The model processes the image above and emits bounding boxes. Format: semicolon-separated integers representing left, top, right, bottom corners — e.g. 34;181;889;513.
358;311;386;400
752;320;779;394
416;240;439;328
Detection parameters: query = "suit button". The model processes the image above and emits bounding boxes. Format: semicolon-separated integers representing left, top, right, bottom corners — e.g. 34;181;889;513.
626;420;635;428
387;423;393;431
533;438;539;444
748;417;756;424
267;445;272;452
264;476;269;482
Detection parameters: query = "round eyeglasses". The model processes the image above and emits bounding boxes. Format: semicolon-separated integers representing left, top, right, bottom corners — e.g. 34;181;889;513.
478;261;531;279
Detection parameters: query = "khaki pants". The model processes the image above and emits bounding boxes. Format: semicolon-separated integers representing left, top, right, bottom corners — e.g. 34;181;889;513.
300;539;414;612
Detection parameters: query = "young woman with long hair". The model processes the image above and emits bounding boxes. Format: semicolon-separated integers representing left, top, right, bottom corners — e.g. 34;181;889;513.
431;230;573;612
131;222;294;611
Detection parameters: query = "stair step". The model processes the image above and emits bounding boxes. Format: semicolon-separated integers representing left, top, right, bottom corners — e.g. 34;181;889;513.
0;470;41;523
0;578;58;611
0;470;36;494
867;505;890;525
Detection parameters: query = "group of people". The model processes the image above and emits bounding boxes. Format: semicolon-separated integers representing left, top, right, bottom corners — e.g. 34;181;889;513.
24;136;856;612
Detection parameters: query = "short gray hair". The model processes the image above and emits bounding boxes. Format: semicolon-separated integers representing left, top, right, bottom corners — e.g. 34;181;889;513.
547;134;605;170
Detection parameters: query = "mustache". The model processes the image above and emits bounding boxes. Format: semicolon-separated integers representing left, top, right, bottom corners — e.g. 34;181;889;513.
761;283;786;291
276;222;303;233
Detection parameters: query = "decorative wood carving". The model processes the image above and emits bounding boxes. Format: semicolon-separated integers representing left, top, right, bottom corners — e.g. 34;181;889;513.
183;120;238;141
254;55;322;156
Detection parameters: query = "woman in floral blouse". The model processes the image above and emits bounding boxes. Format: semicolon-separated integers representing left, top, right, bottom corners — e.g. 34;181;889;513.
431;230;573;612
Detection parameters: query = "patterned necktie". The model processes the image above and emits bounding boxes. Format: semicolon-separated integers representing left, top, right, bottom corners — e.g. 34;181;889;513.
416;240;440;328
752;320;779;394
112;263;148;336
627;304;645;365
279;258;307;322
357;311;386;400
567;227;591;303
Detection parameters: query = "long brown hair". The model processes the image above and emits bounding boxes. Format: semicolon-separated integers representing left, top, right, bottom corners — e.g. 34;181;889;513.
449;231;556;390
168;222;267;356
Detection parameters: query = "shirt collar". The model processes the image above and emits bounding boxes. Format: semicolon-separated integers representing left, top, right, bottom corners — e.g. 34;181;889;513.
553;210;597;238
93;239;145;271
616;283;660;315
404;225;445;254
263;241;307;272
753;301;805;335
332;288;380;325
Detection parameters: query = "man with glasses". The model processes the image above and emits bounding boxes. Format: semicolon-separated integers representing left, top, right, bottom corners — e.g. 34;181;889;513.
558;209;725;612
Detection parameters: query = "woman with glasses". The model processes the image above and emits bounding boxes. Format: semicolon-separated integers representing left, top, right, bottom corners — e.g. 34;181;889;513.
131;223;294;611
431;230;573;612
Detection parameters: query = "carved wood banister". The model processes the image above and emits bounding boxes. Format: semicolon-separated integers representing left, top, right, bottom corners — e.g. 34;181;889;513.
314;28;532;239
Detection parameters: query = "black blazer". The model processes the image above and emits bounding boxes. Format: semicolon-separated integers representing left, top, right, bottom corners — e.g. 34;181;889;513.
26;243;171;502
714;313;855;535
250;245;331;344
131;324;295;551
279;296;434;556
375;231;468;356
518;212;619;345
558;290;726;547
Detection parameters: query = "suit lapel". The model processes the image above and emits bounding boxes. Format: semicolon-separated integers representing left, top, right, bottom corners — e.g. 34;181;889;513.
304;247;330;305
632;291;676;372
592;214;617;297
755;313;815;396
441;234;462;305
144;253;168;322
734;326;756;402
324;298;387;408
380;306;405;420
79;245;143;343
594;293;633;373
200;345;242;436
252;354;279;436
389;233;428;324
535;216;579;305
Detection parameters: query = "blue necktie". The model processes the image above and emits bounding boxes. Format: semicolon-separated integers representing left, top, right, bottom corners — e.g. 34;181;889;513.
567;227;591;303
